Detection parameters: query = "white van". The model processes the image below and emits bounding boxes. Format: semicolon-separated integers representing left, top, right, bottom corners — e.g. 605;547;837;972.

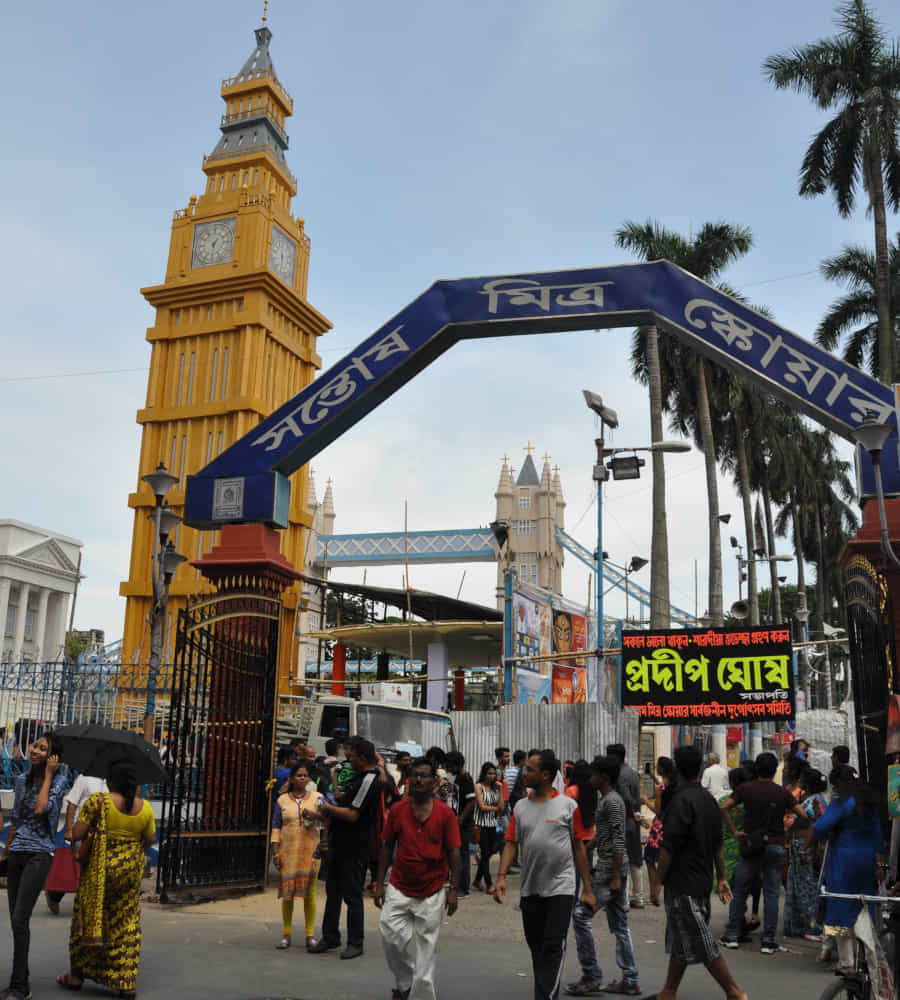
278;692;456;762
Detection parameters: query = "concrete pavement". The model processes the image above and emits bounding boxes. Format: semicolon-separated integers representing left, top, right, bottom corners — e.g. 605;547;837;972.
6;878;836;999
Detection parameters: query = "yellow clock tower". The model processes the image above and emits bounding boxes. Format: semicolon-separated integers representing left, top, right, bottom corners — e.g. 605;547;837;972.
120;24;331;690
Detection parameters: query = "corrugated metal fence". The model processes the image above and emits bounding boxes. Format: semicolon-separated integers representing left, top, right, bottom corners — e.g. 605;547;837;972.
450;703;639;769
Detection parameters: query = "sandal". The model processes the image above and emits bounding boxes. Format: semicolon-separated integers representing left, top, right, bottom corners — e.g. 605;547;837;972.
56;973;83;991
305;936;317;951
276;936;291;949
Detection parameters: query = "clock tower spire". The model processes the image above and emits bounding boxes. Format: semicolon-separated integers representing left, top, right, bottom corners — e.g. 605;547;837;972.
120;23;331;693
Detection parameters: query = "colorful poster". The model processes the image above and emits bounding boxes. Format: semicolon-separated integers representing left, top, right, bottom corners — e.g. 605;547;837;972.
513;585;552;673
551;609;587;665
517;666;552;705
887;764;900;819
552;665;587;704
621;625;795;724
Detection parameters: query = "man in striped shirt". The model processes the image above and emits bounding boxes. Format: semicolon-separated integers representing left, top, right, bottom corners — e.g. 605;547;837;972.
567;755;640;996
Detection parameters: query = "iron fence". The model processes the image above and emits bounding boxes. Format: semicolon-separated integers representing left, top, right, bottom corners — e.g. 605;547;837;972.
0;660;175;791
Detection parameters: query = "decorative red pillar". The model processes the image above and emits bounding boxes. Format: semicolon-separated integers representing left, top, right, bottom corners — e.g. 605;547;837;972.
192;523;300;829
454;668;465;710
840;496;900;673
332;642;347;697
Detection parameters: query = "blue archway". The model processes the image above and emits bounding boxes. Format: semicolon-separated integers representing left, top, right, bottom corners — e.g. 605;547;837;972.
183;260;899;528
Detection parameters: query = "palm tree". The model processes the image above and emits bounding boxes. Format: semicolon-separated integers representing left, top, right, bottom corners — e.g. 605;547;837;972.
764;0;900;383
616;220;753;625
815;235;900;375
717;380;771;624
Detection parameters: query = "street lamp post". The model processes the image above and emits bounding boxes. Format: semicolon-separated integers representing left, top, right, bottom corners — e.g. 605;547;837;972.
850;419;900;572
583;390;691;649
142;462;187;743
729;536;793;617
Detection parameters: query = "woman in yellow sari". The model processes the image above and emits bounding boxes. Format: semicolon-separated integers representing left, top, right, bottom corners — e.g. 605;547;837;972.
56;761;155;998
271;761;324;950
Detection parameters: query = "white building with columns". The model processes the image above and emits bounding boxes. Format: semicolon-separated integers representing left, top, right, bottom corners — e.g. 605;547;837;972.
0;521;82;663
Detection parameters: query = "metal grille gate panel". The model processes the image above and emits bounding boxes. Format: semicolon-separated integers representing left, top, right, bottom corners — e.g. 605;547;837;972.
844;554;896;795
157;579;281;900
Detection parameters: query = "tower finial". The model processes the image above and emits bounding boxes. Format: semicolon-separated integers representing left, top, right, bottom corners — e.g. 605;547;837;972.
262;0;269;23
523;441;535;455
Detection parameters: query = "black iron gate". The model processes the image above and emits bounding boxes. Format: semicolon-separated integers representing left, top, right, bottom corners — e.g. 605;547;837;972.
156;577;282;900
844;554;897;796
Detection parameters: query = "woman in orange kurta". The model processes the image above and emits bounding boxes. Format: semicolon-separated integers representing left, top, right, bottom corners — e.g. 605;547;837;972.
270;762;323;950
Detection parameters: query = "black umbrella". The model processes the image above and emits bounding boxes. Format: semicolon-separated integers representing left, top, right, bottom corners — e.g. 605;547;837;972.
55;724;170;786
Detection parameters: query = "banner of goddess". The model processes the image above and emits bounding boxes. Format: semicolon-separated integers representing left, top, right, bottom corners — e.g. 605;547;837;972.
621;625;794;725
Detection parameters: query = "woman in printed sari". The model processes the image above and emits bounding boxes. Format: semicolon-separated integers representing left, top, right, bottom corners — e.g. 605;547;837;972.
783;767;827;938
271;761;324;950
56;760;155;998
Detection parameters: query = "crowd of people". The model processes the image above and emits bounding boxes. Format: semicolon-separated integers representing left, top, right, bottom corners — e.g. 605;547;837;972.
0;730;890;1000
0;731;156;1000
266;734;895;1000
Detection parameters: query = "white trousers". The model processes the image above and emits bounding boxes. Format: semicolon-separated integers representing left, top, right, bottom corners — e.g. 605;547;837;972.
379;883;446;1000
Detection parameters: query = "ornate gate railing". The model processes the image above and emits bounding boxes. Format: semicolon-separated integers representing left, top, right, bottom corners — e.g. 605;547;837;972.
156;577;281;900
844;554;896;795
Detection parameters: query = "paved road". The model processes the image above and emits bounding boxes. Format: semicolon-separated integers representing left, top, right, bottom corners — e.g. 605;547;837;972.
8;880;835;999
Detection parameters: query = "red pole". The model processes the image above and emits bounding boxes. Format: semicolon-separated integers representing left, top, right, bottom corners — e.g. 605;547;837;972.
454;668;465;711
332;642;347;696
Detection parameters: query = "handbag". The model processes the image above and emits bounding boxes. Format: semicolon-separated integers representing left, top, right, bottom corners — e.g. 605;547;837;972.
45;845;80;893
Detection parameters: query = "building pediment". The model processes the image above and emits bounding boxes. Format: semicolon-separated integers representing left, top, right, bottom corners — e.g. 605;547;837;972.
15;538;78;574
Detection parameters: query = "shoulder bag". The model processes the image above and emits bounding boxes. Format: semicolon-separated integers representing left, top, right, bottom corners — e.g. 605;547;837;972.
739;801;775;859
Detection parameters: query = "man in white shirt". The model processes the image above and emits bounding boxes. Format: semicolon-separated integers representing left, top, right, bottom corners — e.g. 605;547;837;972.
700;753;729;800
45;774;108;914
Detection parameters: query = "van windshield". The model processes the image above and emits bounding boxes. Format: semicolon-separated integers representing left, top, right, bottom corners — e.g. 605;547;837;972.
355;704;453;755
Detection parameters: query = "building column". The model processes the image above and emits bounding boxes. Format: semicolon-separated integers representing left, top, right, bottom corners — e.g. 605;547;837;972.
54;593;71;660
33;587;50;663
13;583;30;662
0;579;11;661
426;641;448;713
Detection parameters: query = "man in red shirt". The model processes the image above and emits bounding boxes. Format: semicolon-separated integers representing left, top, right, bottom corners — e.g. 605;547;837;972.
374;757;461;1000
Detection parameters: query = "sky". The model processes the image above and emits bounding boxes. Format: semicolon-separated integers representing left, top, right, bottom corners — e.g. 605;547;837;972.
4;0;900;644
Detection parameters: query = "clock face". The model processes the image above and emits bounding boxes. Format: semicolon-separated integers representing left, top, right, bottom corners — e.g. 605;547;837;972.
191;218;235;268
269;225;297;284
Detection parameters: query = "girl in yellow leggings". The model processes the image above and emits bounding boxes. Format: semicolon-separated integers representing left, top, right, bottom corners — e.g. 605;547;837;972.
271;763;325;950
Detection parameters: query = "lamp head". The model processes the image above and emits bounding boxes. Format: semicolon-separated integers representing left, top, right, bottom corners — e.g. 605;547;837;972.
608;454;643;480
730;536;739;549
649;440;691;453
149;502;181;543
582;390;619;428
142;461;178;502
850;418;894;456
717;513;731;525
161;541;187;584
628;556;649;574
489;520;510;551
